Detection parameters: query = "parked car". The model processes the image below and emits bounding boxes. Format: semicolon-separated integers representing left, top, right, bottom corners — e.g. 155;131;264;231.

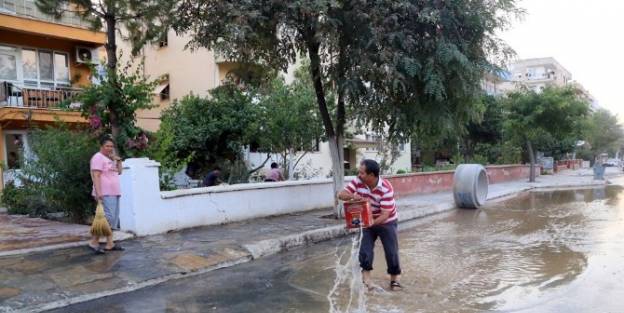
603;159;621;167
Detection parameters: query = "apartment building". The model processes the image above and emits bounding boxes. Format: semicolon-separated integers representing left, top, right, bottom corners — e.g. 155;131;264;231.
498;57;600;110
0;0;105;188
123;30;411;178
508;57;573;92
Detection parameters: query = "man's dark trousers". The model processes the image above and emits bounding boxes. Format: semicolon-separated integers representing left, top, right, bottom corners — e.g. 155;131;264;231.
359;220;401;275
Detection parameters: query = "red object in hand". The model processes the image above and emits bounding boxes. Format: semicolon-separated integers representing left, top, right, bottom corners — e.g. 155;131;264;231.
344;199;373;229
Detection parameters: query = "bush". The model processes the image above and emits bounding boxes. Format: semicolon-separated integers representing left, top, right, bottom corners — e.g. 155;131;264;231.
155;88;258;179
468;154;488;165
498;142;522;164
345;168;359;176
473;142;501;164
451;153;465;165
17;126;99;223
2;181;52;216
575;148;593;162
396;169;408;175
1;182;28;215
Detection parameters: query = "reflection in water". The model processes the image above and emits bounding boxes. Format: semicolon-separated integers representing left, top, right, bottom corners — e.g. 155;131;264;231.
279;186;623;313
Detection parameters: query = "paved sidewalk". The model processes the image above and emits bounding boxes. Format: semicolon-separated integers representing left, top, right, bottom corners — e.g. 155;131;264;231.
0;169;618;313
0;215;133;257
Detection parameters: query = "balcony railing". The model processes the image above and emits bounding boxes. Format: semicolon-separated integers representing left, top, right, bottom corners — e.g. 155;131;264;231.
0;82;81;109
0;0;93;29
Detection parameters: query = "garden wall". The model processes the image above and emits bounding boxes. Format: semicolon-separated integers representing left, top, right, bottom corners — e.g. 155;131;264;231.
119;159;541;236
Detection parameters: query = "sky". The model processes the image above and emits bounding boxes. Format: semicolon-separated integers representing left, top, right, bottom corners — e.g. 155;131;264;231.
499;0;624;118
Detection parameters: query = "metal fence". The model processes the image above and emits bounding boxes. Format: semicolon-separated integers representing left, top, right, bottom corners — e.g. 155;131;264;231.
0;82;81;109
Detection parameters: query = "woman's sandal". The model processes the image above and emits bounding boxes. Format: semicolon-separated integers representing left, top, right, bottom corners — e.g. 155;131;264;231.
88;244;105;255
390;280;403;291
103;244;125;252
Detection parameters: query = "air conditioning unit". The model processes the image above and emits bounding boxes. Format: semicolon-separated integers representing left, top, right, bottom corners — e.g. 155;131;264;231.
75;46;97;64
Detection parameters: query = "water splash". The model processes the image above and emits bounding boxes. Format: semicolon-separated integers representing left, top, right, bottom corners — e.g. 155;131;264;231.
327;227;368;313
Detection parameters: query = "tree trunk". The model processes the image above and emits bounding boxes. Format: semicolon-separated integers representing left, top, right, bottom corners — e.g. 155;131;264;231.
248;153;271;175
328;135;345;217
292;151;309;176
287;148;295;180
104;16;118;71
306;37;346;217
527;140;536;182
104;15;120;139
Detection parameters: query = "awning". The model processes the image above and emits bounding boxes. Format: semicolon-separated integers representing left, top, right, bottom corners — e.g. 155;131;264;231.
153;82;169;95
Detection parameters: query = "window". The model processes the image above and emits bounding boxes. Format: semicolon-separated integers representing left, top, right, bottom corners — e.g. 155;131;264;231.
366;134;381;151
0;45;71;88
4;133;25;170
158;32;169;48
54;53;69;84
159;84;169;100
22;49;37;83
154;77;170;101
0;46;18;81
38;50;53;82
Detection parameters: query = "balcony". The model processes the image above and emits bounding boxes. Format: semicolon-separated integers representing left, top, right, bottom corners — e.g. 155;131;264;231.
0;0;92;29
0;82;81;109
0;0;105;45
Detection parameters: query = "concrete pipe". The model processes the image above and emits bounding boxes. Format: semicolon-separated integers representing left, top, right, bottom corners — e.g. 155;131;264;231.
453;164;489;209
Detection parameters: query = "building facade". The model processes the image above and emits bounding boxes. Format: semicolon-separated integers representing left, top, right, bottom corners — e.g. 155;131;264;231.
0;0;104;188
495;57;600;110
508;57;573;92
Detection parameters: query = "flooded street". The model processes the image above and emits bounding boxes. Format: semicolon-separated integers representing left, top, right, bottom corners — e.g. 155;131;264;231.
53;186;624;313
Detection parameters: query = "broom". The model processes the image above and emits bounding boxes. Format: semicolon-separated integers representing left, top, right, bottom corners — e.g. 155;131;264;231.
90;201;112;237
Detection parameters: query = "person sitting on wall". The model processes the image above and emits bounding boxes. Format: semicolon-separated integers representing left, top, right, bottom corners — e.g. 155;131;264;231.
337;159;402;291
203;167;222;187
264;162;285;182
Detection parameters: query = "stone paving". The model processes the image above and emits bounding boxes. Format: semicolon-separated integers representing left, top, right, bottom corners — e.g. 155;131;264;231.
0;168;619;312
0;214;133;257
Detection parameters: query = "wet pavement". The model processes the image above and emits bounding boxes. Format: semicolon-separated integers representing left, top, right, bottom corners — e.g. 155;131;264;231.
0;214;89;253
0;208;347;312
0;213;133;257
46;185;624;313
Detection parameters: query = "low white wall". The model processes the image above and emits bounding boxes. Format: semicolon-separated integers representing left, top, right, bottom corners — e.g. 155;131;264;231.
120;158;338;236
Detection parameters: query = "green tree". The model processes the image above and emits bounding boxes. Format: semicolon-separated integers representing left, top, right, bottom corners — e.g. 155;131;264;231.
78;60;157;157
154;85;259;180
173;0;521;216
36;0;174;138
582;109;624;159
504;87;590;182
465;95;505;163
255;72;324;179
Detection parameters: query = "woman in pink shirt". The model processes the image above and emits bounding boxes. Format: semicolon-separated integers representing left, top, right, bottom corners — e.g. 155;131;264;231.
88;136;124;254
265;162;285;182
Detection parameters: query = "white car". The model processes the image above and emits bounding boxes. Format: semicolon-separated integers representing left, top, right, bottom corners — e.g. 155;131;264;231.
604;158;621;167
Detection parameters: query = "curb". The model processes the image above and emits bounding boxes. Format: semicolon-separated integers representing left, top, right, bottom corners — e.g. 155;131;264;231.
244;225;347;259
6;255;252;313
0;232;135;258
